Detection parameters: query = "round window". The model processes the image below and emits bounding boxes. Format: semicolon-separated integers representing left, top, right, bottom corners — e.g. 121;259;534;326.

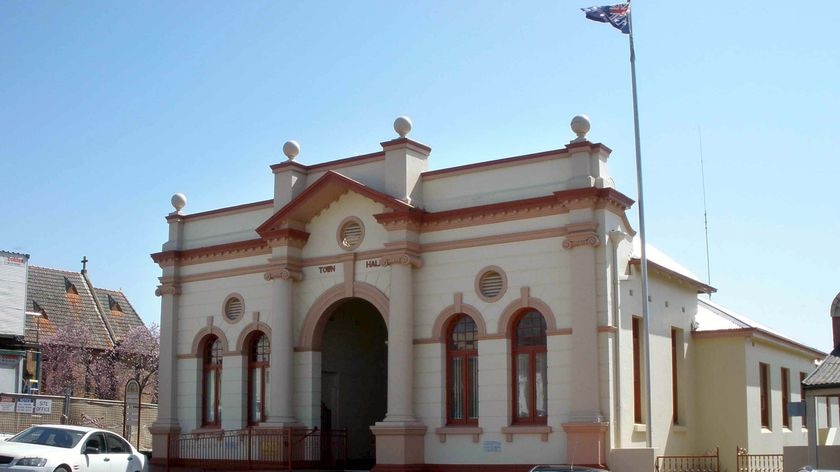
475;266;507;302
223;295;244;323
337;217;365;251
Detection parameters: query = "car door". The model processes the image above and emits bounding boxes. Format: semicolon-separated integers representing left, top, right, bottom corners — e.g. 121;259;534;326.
104;433;140;472
79;433;110;472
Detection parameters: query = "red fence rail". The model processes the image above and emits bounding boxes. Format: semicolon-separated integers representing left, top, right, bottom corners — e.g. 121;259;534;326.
736;446;783;472
167;427;346;470
656;447;720;472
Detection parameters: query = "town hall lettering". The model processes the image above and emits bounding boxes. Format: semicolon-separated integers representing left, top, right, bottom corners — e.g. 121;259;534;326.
365;259;389;268
318;265;336;274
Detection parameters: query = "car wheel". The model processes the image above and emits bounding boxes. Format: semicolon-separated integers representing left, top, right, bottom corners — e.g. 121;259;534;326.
54;467;71;472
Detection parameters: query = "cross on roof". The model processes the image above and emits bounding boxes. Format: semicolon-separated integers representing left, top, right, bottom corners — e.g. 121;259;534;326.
81;256;88;273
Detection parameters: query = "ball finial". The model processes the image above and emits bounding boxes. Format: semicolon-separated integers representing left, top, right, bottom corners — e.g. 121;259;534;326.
394;116;412;138
171;193;187;213
570;115;591;143
283;140;300;161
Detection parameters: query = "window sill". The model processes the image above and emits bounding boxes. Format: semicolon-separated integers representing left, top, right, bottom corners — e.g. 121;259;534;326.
501;425;552;442
672;424;688;434
435;426;482;443
633;423;647;433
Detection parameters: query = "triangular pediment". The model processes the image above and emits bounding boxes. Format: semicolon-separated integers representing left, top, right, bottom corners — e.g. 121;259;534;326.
256;171;414;240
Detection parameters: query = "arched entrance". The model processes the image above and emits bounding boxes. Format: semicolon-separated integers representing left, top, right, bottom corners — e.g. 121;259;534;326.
320;298;387;469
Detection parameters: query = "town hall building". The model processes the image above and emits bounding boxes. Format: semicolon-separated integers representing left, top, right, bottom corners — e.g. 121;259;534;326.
150;116;823;472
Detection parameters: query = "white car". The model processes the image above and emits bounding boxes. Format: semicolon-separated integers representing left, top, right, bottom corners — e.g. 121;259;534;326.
0;425;147;472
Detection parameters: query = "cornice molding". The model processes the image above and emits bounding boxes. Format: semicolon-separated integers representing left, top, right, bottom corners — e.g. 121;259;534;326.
260;228;311;249
151;238;269;268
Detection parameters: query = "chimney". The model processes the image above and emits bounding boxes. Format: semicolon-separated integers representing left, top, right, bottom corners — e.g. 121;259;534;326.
832;292;840;348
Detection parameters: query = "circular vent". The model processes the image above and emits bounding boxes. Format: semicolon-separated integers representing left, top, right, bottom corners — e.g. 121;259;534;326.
338;217;364;250
476;266;507;302
224;295;244;322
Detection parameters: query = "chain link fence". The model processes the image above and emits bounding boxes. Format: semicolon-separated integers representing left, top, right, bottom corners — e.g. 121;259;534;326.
0;392;157;451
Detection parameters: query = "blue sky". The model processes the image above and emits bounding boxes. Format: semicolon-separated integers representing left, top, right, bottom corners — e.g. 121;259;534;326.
2;1;838;351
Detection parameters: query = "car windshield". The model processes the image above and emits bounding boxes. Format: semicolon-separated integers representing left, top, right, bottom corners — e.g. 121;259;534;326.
8;426;86;449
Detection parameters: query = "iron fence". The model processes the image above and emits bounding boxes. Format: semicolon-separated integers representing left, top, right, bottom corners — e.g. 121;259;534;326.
656;447;720;472
736;447;783;472
167;427;347;471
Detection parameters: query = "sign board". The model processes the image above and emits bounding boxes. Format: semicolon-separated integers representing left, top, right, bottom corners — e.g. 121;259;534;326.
0;394;14;412
123;379;141;448
0;251;29;337
788;400;806;418
15;397;33;414
482;440;502;453
34;398;52;414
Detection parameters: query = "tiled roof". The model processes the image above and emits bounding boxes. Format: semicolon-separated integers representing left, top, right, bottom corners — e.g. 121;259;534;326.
24;266;144;350
803;346;840;389
95;288;143;342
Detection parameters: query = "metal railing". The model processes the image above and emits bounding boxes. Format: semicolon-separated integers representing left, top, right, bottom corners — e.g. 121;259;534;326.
656;447;720;472
167;427;347;470
736;447;783;472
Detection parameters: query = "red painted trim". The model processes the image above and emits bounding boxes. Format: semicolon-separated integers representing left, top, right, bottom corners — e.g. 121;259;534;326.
423;148;567;178
256;171;414;234
270;150;386;172
379;138;432;154
511;310;548;425
167;199;273;222
151;238;268;264
423;465;536;472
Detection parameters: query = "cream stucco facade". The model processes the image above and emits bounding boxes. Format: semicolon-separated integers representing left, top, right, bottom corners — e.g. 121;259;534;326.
150;117;822;472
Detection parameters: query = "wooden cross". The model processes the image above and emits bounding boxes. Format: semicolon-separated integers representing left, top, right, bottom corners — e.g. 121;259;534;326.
81;256;88;272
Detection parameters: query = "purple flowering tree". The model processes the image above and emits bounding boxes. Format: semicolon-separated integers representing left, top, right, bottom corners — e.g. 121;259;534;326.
41;321;160;402
40;321;102;397
114;323;160;403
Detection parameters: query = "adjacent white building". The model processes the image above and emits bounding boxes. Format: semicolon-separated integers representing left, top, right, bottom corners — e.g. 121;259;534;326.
150;116;822;471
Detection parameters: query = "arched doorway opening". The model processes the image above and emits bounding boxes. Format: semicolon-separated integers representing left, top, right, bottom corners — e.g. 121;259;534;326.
320;298;387;469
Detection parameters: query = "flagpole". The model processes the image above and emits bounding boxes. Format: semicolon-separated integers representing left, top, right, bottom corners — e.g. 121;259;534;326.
627;5;654;449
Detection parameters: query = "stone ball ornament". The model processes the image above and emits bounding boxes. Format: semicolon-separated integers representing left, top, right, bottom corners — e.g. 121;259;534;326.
394;116;412;138
570;114;591;142
283;140;300;161
171;193;187;212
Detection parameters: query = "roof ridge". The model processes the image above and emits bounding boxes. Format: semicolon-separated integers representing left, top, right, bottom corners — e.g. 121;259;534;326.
29;265;84;276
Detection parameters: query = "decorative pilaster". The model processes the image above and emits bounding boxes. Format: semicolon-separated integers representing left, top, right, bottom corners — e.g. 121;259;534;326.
262;263;302;426
150;280;182;461
563;221;604;424
372;249;427;469
151;196;187;463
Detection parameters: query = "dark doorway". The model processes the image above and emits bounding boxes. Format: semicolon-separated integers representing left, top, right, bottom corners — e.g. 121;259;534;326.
321;298;387;470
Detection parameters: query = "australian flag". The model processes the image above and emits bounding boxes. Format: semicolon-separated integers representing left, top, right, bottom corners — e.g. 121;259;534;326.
582;3;630;34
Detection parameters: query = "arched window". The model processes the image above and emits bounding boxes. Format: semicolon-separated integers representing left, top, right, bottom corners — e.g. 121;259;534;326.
202;336;223;427
247;332;270;425
512;310;547;424
447;314;478;425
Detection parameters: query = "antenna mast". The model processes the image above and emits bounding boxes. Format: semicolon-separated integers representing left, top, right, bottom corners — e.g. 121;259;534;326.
698;127;711;294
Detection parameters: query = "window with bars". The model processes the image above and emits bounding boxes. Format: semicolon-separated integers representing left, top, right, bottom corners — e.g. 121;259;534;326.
512;310;547;424
446;314;478;425
248;333;270;425
202;336;223;427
